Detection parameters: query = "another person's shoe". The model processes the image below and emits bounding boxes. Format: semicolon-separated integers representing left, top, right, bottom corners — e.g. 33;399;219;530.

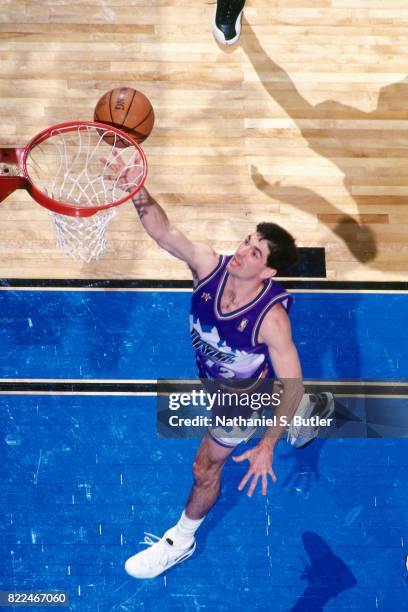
213;0;246;46
124;529;196;579
288;392;335;449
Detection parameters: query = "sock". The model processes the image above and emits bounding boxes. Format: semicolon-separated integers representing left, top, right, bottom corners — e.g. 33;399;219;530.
171;510;205;547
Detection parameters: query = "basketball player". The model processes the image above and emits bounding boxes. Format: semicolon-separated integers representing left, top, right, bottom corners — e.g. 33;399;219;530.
107;183;335;579
213;0;246;45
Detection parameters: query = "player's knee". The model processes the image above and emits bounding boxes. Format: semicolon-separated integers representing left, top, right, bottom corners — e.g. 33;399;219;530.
192;456;223;488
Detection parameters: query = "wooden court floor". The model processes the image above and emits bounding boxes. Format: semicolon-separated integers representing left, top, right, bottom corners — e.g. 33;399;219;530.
1;1;408;281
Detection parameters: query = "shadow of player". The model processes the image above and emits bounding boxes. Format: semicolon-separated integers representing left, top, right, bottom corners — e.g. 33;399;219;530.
291;531;357;611
239;19;408;265
251;166;376;264
278;438;326;499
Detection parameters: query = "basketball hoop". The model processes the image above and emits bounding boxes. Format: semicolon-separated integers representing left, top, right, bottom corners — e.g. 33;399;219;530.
0;121;147;262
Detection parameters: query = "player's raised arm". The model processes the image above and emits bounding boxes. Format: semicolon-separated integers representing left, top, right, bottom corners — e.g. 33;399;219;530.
132;187;219;278
103;155;219;277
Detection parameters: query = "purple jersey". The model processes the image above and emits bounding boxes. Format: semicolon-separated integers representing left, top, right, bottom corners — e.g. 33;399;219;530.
190;255;293;380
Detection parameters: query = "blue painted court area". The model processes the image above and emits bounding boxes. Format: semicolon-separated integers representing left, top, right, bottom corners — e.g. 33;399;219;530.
2;395;407;611
0;289;406;379
1;288;408;611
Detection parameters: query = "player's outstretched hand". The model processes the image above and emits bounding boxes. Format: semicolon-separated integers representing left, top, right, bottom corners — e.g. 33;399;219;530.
233;442;277;497
101;150;141;194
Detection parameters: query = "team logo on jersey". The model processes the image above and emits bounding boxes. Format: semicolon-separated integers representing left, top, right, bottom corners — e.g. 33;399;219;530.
201;292;212;302
237;318;249;332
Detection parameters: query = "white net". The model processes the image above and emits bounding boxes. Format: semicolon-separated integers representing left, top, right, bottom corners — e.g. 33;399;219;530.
25;123;146;262
50;209;116;263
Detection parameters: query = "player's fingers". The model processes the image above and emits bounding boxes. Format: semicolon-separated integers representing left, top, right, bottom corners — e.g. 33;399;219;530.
104;151;123;168
101;151;117;163
262;472;268;496
101;159;118;174
232;451;250;463
247;473;260;497
101;160;119;175
268;467;277;483
237;470;252;492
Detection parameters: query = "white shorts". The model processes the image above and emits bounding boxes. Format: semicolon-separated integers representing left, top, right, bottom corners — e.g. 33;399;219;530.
207;422;258;448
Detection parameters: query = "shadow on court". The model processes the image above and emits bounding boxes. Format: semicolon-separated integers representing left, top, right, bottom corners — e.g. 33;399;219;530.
239;19;408;266
278;438;326;499
290;532;357;611
197;433;328;550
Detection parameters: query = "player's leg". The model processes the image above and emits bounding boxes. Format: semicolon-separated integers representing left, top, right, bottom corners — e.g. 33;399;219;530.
213;0;246;46
288;392;335;448
124;434;236;579
183;433;236;519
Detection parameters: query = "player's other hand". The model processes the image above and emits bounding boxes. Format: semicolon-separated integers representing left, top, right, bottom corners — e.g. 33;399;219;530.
233;440;277;497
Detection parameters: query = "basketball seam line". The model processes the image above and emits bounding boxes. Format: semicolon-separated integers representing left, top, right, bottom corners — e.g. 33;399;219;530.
122;89;137;128
108;91;114;124
127;107;153;132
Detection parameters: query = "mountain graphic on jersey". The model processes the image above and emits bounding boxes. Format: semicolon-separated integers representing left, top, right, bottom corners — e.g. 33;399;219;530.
190;254;293;381
190;315;265;379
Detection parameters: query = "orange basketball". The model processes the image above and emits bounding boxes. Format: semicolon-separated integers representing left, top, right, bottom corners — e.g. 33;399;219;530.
94;87;154;147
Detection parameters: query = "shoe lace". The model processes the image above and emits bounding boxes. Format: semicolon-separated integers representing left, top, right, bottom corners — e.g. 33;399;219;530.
139;532;161;546
139;532;170;568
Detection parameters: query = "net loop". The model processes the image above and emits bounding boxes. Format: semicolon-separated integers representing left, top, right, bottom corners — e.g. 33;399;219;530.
49;209;116;263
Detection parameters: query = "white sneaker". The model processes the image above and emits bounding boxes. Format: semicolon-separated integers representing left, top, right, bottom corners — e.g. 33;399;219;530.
288;392;335;449
124;529;196;579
